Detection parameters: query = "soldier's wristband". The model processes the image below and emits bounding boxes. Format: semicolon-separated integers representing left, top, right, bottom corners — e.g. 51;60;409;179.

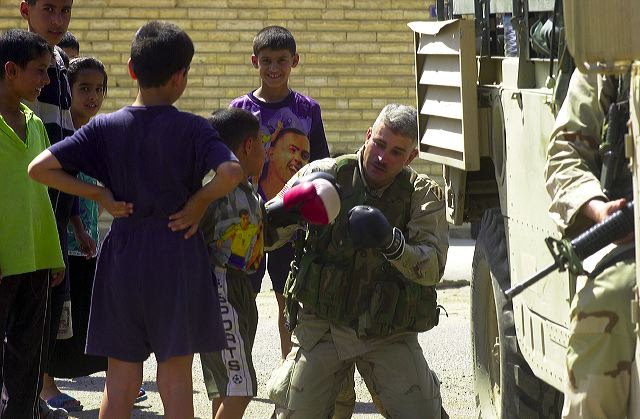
381;227;405;261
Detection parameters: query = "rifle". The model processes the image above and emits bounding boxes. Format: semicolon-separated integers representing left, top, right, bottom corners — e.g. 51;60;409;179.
505;201;635;299
600;75;632;200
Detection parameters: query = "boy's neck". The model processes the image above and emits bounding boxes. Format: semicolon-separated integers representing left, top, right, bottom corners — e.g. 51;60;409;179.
234;156;251;186
72;114;90;130
132;88;176;107
254;85;291;103
0;85;24;118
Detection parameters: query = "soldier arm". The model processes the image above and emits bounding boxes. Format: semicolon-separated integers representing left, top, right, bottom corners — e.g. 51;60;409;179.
388;176;449;286
544;69;610;234
263;160;337;250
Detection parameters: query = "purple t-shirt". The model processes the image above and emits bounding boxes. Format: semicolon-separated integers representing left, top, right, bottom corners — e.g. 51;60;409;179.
231;91;329;293
48;105;238;360
49;105;236;216
230;90;329;165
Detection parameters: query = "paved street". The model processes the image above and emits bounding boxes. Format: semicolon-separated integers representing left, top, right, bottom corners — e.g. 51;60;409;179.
55;238;476;418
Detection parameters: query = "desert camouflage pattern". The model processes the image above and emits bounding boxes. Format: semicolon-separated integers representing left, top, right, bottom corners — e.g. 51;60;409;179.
545;69;636;418
266;149;448;418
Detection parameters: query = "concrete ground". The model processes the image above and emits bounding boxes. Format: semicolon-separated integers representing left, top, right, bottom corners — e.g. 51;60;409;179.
53;238;476;418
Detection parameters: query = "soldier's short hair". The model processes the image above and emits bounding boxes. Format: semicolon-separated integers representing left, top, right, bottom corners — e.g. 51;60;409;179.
372;104;418;145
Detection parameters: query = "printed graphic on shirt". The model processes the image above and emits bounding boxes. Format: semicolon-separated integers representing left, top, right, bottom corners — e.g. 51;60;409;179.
210;185;263;272
260;125;311;201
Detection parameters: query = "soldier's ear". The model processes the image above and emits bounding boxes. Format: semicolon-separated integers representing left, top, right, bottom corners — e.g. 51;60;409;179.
405;148;418;166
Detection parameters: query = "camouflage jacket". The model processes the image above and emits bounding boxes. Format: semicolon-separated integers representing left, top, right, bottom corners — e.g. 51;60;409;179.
544;69;619;235
269;148;449;287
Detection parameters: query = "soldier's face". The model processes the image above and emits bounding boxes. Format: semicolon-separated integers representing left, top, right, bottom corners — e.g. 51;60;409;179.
362;124;417;189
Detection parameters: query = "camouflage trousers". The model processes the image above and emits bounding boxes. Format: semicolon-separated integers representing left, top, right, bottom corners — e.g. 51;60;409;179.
562;253;636;419
267;320;442;419
332;364;387;419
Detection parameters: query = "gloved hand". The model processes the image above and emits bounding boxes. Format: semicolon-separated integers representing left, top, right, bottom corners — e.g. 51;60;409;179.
265;173;341;227
347;205;405;260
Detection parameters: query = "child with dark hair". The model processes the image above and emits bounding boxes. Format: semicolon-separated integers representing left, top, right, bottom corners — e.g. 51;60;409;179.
0;28;65;418
42;56;108;412
200;107;265;419
29;21;244;417
58;31;79;59
230;25;330;360
20;2;77;415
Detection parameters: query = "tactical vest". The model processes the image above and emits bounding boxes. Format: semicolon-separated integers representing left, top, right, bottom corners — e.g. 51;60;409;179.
284;154;439;338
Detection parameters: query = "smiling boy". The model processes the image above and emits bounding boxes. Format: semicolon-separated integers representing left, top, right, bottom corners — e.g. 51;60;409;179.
20;0;77;416
0;29;65;418
230;25;330;360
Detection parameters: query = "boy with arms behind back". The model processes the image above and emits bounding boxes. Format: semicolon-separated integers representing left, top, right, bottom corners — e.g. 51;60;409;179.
28;21;244;417
231;25;329;359
0;29;65;418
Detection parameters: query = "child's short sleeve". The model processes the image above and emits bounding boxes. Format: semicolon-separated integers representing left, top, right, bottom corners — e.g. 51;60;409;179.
192;117;238;178
48;117;109;185
309;103;329;162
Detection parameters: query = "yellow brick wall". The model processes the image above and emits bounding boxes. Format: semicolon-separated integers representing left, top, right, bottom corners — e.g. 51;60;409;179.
0;0;440;176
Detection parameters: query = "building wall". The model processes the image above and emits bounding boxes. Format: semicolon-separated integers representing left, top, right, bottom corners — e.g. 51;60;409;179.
0;0;440;175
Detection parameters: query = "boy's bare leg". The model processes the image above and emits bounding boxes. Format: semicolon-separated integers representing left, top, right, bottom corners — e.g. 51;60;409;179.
157;354;194;419
40;373;60;400
100;358;142;419
275;292;292;359
214;396;252;419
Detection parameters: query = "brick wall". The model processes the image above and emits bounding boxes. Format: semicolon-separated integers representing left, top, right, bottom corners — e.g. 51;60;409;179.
0;0;440;176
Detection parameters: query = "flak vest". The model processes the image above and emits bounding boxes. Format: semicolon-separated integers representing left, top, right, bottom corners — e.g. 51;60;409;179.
284;154;440;338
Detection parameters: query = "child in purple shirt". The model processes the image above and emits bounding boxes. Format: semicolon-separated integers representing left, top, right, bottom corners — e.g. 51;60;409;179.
29;21;244;417
230;25;330;360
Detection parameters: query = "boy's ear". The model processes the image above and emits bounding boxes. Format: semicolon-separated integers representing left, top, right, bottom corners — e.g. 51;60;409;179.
291;53;300;68
19;1;29;20
251;55;259;69
127;58;137;80
4;61;18;80
243;136;255;155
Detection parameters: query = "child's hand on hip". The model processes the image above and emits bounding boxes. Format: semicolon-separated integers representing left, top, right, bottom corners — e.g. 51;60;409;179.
51;268;65;287
97;187;134;218
168;194;208;239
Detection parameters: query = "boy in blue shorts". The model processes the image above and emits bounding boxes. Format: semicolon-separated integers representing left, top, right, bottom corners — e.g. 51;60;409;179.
230;25;330;359
199;108;265;419
28;21;244;417
0;29;65;418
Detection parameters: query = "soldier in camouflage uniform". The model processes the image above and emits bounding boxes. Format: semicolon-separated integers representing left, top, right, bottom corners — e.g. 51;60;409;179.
545;68;636;419
265;104;449;418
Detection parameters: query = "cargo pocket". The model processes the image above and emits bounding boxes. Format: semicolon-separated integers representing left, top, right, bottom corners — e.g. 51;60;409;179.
292;257;322;308
267;346;300;408
316;262;350;322
365;281;400;337
413;285;438;332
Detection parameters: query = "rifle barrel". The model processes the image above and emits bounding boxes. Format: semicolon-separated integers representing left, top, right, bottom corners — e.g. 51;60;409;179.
505;262;559;299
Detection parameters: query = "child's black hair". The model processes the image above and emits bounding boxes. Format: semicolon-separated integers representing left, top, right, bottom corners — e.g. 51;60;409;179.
208;108;260;153
58;31;79;52
0;29;52;79
271;127;307;147
68;56;108;96
130;21;194;89
252;26;296;56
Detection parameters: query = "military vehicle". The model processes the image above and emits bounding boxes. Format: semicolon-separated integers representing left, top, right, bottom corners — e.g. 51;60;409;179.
409;1;574;417
409;0;640;417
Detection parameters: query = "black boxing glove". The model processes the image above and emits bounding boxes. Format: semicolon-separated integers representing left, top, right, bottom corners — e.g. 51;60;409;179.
347;205;405;261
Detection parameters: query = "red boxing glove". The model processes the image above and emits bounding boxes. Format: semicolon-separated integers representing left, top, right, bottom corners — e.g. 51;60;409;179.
266;176;341;227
